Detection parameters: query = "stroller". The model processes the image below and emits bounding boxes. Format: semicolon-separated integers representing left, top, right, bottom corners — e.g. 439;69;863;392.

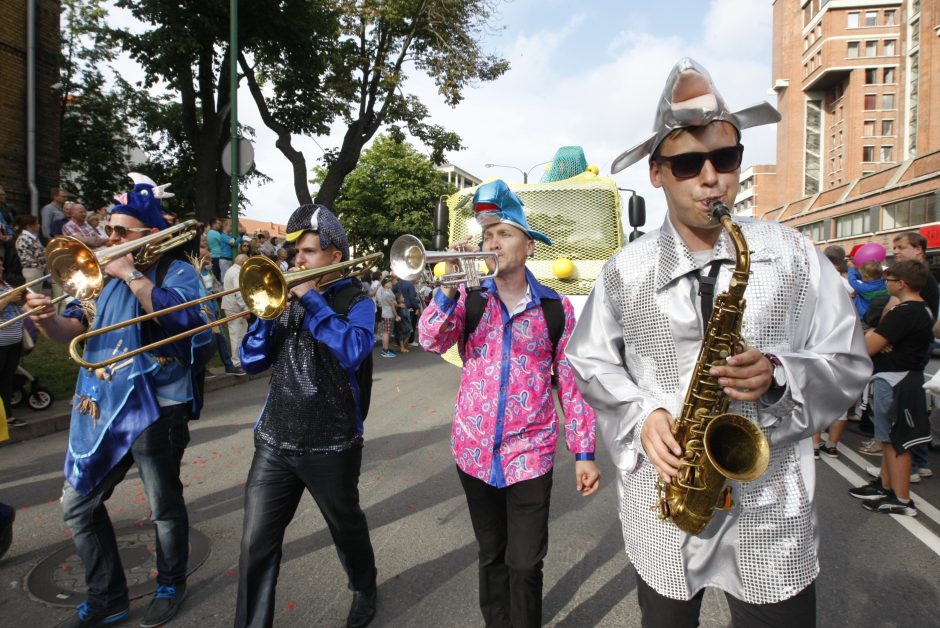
9;315;54;411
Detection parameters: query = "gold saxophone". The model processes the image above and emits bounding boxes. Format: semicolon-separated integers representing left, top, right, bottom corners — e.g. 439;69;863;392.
657;200;771;536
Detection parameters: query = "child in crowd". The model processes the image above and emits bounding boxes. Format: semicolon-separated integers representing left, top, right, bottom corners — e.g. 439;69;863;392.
848;260;888;321
395;293;413;353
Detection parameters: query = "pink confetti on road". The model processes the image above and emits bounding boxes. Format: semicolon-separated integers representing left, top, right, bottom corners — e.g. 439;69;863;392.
227;569;237;576
286;600;296;611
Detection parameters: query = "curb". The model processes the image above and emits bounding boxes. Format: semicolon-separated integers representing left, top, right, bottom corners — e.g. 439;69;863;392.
0;368;268;447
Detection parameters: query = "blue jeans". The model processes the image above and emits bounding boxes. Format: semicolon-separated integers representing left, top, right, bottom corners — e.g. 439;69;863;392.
215;330;235;370
61;404;190;610
872;377;894;443
912;443;930;471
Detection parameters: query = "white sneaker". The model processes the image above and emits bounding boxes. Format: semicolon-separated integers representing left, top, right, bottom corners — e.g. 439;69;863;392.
915;468;933;478
866;465;920;483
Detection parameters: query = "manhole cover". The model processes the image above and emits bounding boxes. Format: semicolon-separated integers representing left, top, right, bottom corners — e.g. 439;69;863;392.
25;525;211;607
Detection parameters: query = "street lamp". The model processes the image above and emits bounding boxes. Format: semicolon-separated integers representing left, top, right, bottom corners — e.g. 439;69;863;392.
484;161;551;184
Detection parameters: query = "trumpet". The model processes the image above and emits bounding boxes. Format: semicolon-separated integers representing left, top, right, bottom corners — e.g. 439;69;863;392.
390;234;498;289
69;251;383;370
0;220;198;330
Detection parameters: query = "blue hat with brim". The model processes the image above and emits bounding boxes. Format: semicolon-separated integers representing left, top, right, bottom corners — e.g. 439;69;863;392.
473;179;551;246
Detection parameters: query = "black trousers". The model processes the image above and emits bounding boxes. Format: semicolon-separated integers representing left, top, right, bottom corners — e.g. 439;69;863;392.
235;442;377;628
636;572;816;628
0;341;22;418
457;467;553;628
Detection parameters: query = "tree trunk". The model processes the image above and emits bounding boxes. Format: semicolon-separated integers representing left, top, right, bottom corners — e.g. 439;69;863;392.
315;123;368;207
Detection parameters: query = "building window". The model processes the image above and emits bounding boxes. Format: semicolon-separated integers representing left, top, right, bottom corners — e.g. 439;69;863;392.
911;19;920;48
883;93;895;109
881;145;893;162
863;146;875;162
835;211;871;238
863;120;876;136
804;100;822;196
864;68;878;84
863;94;877;110
882;119;894;136
847;11;859;28
884;40;896;56
885;9;897;25
800;221;827;242
884;194;938;230
865;41;877;57
847;41;860;58
883;67;896;83
865;11;878;27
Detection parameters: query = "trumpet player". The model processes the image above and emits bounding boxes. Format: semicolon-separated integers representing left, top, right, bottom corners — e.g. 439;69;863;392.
27;174;207;628
417;179;600;628
234;204;378;628
565;59;871;626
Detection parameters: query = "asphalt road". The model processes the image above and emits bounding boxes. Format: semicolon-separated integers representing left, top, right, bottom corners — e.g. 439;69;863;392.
1;348;938;627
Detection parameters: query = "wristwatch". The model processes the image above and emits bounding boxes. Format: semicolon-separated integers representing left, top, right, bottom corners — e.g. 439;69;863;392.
124;270;145;286
765;353;787;391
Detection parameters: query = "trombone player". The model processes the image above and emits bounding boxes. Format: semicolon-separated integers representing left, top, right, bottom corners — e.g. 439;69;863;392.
27;174;205;628
234;204;378;628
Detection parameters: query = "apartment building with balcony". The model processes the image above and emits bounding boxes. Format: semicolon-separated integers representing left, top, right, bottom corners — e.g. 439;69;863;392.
757;0;940;261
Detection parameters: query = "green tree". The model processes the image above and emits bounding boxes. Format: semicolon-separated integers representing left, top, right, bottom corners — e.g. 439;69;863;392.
327;133;454;261
241;0;508;206
59;0;136;208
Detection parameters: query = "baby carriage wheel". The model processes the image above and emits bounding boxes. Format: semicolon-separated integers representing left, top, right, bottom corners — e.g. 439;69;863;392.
27;386;54;411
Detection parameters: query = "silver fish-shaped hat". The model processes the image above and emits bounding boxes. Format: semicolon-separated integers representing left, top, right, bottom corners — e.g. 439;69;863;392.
610;57;780;173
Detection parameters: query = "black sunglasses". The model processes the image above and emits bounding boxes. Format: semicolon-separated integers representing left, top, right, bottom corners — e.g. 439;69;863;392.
104;225;151;238
655;144;744;180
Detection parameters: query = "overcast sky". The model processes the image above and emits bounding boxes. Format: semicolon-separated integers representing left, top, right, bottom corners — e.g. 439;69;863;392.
113;0;776;229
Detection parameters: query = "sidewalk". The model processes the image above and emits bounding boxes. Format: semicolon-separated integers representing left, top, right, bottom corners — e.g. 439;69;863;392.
0;367;268;447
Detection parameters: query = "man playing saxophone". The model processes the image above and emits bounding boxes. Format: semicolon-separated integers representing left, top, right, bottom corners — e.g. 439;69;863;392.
565;59;871;626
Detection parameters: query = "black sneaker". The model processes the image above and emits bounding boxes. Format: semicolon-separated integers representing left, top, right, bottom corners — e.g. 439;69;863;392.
813;446;820;460
819;443;839;458
57;601;129;628
848;479;888;501
140;584;186;628
225;367;246;376
862;494;917;517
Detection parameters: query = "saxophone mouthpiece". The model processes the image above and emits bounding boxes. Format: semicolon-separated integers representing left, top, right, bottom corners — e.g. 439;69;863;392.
709;199;731;222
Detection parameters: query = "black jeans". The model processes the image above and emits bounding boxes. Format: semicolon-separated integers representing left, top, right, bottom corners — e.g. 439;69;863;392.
0;340;22;418
636;572;816;628
457;467;553;628
235;442;377;628
60;404;190;611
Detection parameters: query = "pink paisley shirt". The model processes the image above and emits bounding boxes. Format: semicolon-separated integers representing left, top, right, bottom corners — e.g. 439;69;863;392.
418;270;596;488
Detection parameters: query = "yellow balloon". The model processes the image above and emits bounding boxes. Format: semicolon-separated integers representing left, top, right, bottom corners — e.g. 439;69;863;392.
433;262;447;278
552;257;575;279
586;165;599;175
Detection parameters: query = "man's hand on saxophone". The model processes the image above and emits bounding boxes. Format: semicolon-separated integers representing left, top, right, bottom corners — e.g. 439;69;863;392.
641;409;683;483
707;346;774;401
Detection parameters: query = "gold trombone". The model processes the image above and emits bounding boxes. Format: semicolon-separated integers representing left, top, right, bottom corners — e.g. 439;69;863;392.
390;234;498;289
0;220;198;329
69;251;384;370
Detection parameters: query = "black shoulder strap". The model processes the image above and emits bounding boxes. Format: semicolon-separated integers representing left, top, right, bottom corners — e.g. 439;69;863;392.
331;282;365;317
462;290;487;349
155;255;175;287
541;297;565;358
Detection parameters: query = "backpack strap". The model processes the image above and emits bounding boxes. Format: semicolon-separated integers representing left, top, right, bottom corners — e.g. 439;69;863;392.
462;289;487;350
540;297;565;359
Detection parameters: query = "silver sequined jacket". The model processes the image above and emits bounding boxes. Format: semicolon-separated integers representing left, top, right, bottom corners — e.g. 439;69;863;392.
566;216;871;604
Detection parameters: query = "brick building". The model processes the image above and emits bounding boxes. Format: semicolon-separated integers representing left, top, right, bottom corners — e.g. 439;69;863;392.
0;0;61;215
751;0;940;263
